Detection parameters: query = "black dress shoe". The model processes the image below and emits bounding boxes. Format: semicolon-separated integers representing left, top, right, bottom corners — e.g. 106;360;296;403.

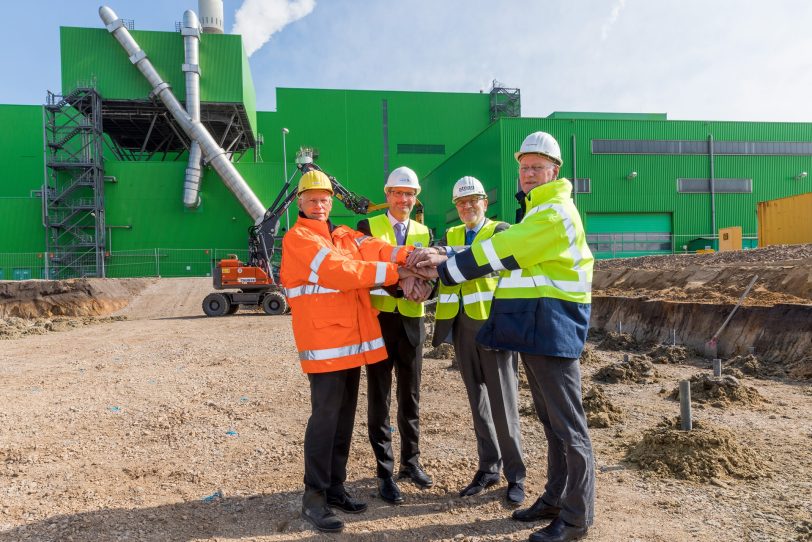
512;497;561;522
326;489;368;514
459;471;500;497
506;482;525;506
398;463;434;489
302;490;344;533
378;476;404;504
529;517;588;542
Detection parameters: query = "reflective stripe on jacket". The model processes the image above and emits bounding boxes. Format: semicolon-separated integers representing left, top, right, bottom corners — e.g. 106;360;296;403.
280;216;408;373
435;220;505;321
437;179;594;357
367;213;430;317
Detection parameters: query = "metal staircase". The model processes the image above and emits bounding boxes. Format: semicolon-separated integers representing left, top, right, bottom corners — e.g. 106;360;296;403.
43;88;106;279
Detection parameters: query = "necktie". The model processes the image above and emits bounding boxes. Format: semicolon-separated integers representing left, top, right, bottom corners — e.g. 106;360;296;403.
465;229;476;245
395;223;406;245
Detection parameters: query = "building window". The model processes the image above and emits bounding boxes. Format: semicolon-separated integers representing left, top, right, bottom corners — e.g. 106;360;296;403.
574;178;591;193
587;232;672;255
677;178;752;193
592;139;812;156
397;144;445;155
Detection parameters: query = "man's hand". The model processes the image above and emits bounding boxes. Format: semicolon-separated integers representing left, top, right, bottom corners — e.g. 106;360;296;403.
399;276;433;302
406;246;445;267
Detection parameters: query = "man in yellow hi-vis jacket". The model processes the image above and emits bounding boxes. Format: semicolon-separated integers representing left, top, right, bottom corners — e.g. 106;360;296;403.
357;166;433;505
408;133;595;542
432;176;526;506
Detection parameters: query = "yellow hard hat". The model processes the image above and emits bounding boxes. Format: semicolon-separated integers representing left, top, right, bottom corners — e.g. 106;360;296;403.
297;170;333;195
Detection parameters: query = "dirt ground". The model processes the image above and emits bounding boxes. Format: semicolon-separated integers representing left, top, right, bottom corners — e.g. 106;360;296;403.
1;253;811;541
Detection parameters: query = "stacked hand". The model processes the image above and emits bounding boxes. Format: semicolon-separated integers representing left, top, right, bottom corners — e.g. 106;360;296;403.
393;247;451;301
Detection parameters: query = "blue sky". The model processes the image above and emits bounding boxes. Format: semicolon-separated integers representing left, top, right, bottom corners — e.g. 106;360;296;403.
3;0;812;122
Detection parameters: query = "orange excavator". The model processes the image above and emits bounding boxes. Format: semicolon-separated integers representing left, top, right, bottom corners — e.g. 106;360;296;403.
202;149;421;316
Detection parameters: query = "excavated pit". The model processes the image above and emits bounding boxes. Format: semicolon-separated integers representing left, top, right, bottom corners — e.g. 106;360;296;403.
626;417;769;482
592;245;812;373
0;278;151;319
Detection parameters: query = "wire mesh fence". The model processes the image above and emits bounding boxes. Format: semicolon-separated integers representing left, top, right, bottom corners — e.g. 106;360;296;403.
0;248;250;280
0;234;759;280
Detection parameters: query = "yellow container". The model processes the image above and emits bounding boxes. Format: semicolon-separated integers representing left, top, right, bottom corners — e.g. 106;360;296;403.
718;226;743;252
757;192;812;247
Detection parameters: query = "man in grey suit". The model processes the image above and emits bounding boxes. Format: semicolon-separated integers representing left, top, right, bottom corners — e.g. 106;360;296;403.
430;176;526;505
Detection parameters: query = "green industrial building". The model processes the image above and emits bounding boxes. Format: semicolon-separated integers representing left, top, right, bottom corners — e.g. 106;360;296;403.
1;23;811;280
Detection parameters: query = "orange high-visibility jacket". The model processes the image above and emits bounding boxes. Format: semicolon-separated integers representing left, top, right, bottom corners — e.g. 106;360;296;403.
280;216;410;374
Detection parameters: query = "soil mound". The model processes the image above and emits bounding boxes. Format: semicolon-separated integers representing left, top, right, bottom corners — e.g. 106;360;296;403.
583;385;624;428
424;343;455;360
668;374;764;407
626;417;768;481
647;344;692;364
579;344;597;365
726;354;785;379
598;331;642;351
0;278;151;318
787;357;812;380
594;355;659;384
0;315;128;340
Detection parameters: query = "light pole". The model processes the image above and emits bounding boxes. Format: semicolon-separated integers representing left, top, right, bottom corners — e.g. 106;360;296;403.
282;127;290;231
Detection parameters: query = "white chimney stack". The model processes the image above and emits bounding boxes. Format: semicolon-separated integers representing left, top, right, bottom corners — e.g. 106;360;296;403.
199;0;224;34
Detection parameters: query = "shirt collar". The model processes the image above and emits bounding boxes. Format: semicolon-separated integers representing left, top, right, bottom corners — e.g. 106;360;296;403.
465;217;486;234
387;211;409;229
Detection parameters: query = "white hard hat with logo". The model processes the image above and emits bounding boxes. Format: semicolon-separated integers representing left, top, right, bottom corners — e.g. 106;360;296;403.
515;131;562;165
452;176;486;203
385;166;421;195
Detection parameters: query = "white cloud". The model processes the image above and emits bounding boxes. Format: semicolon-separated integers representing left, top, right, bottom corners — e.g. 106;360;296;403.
600;0;627;41
232;0;316;57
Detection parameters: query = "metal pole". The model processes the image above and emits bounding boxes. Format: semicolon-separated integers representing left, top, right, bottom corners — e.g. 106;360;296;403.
282;128;290;231
155;247;160;277
679;380;692;431
672;328;676;346
571;134;577;207
712;359;722;377
709;134;717;244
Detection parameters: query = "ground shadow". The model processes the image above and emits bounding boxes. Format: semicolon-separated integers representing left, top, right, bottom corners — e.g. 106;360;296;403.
0;480;532;542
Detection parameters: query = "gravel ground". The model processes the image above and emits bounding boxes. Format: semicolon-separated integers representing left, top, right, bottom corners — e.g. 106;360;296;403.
0;277;810;541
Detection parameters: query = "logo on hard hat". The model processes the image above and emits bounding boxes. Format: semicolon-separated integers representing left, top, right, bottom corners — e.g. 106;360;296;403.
459;185;475;193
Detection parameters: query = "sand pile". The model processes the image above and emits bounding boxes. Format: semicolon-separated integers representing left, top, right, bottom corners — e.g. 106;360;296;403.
424;343;455;360
579;344;597;365
668;374;764;407
583;385;624;428
787;357;812;380
647;344;692;364
0;278;150;318
726;354;784;379
594;355;659;384
598;331;643;351
626;417;768;481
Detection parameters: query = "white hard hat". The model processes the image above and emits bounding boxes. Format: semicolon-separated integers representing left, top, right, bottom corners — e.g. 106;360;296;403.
515;131;562;165
385;166;421;195
452;176;486;203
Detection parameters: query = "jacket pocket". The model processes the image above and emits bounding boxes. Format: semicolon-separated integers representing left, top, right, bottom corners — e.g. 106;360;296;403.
479;298;538;350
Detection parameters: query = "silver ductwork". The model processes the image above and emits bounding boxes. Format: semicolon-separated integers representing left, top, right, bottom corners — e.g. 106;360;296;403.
99;6;266;223
182;9;202;209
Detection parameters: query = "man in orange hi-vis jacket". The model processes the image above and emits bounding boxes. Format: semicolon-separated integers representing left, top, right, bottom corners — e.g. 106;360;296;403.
280;170;418;534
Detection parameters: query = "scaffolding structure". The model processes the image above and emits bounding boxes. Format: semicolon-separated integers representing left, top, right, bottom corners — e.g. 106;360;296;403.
489;80;521;122
43;88;106;279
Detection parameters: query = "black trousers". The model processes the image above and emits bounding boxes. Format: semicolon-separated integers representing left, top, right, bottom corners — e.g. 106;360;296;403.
367;311;424;478
303;367;361;492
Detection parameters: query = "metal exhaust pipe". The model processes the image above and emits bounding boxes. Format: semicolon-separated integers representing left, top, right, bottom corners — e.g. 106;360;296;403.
182;9;203;209
99;5;266;223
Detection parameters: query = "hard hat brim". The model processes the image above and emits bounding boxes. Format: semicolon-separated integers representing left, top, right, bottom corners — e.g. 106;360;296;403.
515;151;563;166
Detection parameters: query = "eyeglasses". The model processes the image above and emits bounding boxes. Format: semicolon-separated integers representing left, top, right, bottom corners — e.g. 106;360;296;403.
455;197;484;208
519;165;555;174
388;190;417;199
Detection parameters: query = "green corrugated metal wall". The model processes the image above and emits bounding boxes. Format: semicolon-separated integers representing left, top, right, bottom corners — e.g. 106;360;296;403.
60;27;256;134
0;105;46;253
